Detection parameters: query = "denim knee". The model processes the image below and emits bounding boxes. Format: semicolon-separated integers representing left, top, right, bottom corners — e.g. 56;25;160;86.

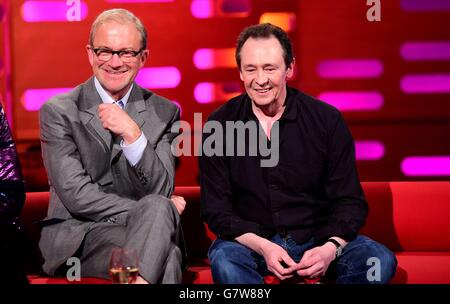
208;240;247;272
375;246;397;283
208;239;262;284
337;235;397;284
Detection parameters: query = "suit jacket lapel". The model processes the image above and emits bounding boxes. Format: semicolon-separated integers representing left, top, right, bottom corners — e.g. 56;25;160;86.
79;77;113;152
109;83;147;161
78;79;147;159
126;83;146;130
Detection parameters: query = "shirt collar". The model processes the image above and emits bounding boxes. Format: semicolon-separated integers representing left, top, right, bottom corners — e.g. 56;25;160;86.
239;85;298;121
94;77;133;107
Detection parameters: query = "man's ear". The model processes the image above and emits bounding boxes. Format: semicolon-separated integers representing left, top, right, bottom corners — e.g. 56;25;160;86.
286;58;295;79
86;45;94;67
139;49;150;67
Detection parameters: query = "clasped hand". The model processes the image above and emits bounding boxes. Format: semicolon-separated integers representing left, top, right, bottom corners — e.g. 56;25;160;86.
261;242;336;280
170;195;186;215
98;104;186;216
98;103;141;144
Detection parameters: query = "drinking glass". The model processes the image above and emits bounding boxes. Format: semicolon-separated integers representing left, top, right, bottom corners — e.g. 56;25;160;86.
109;248;139;284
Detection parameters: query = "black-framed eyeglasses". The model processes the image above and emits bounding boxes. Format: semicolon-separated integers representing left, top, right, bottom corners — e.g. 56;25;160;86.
91;47;144;62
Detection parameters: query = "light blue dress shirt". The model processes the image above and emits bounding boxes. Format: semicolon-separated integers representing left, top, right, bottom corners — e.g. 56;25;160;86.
94;77;147;166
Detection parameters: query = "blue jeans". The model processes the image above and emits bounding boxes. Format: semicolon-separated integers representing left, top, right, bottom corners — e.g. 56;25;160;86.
208;234;397;284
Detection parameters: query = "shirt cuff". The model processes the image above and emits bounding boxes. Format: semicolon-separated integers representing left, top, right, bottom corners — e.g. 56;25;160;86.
120;132;147;166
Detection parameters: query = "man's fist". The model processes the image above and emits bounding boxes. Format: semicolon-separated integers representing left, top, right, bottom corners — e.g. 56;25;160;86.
170;195;186;215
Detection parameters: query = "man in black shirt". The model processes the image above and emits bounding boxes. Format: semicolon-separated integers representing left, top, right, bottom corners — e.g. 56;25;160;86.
199;23;397;284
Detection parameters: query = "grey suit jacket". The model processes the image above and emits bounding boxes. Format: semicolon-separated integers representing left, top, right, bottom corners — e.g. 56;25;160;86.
38;77;179;275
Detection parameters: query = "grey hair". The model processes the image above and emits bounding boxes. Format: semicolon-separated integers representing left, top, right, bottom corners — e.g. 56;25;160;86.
89;8;147;49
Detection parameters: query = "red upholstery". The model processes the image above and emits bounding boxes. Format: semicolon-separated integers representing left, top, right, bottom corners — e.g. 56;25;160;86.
360;182;450;252
360;182;450;284
26;275;111;284
21;182;450;284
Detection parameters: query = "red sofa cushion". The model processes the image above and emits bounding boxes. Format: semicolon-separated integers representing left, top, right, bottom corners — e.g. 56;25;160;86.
361;182;450;252
391;252;450;284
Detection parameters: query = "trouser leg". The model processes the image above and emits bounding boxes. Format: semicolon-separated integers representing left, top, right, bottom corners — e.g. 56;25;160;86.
208;238;265;284
334;235;397;284
160;244;182;284
124;194;182;283
80;194;182;283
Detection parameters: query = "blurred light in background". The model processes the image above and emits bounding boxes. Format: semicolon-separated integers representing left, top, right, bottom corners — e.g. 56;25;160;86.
21;1;88;22
135;67;181;89
318;91;383;111
191;0;250;18
401;0;450;11
193;48;236;70
400;74;450;93
401;41;450;61
259;12;296;32
194;81;241;104
22;88;72;111
401;156;450;176
106;0;175;3
355;140;385;161
317;59;383;79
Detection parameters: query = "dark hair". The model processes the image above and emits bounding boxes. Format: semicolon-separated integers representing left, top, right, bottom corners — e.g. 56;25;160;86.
235;23;294;70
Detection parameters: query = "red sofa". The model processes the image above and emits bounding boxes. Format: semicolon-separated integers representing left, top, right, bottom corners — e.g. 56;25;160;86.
20;182;450;284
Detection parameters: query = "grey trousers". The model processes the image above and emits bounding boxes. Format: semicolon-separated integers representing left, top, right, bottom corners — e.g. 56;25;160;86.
79;194;182;283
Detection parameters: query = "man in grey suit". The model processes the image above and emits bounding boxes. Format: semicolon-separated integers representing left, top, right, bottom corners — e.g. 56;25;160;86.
38;9;185;284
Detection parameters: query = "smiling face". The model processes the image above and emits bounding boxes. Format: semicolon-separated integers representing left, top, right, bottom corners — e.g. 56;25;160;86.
87;21;148;100
239;36;293;111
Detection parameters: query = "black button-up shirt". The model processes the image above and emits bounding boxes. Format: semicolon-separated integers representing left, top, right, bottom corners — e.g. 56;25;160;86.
199;86;368;244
